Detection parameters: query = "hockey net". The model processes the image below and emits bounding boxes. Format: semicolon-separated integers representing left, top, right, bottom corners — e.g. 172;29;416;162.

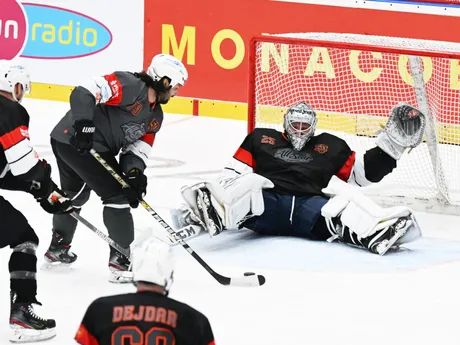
248;33;460;214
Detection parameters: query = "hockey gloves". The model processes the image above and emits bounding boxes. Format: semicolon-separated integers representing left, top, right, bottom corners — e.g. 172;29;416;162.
29;162;74;214
35;184;74;214
70;119;96;153
122;168;147;208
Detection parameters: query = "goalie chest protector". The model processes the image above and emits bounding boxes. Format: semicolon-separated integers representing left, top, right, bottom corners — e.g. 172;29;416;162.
234;128;355;197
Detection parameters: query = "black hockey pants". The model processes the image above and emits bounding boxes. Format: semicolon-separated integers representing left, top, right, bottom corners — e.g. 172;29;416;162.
50;139;134;249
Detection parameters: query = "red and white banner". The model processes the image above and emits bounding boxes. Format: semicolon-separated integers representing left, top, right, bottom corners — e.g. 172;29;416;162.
144;0;460;104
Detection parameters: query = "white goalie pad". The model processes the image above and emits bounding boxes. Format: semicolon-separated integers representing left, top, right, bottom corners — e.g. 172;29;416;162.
322;176;421;243
181;173;274;229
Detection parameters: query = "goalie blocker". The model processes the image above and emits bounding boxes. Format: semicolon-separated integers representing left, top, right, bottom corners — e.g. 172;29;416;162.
172;102;424;254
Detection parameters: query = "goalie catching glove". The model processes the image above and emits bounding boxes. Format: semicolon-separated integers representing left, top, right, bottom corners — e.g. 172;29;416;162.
376;102;426;160
178;173;274;237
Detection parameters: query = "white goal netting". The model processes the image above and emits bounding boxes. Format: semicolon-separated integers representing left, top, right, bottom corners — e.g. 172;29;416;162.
249;33;460;214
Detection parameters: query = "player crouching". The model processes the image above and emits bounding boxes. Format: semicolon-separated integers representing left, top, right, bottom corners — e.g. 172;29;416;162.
173;101;425;255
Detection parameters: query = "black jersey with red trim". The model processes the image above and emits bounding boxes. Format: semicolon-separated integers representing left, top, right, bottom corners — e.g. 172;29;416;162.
51;71;163;171
75;291;215;345
232;128;356;196
0;95;45;183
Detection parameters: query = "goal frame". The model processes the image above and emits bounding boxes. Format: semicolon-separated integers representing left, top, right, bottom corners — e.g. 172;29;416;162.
247;34;460;215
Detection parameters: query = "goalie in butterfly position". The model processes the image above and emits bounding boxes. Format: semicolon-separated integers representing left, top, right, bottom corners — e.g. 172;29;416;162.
173;101;425;255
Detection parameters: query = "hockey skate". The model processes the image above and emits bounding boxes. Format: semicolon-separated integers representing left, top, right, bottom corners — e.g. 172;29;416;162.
363;216;415;255
10;302;56;343
41;232;77;270
108;248;133;284
196;187;224;237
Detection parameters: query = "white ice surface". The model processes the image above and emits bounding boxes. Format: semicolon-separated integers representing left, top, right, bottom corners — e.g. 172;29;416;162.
0;99;459;345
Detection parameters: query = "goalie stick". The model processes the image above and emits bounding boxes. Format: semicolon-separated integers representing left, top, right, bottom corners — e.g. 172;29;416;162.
89;149;266;287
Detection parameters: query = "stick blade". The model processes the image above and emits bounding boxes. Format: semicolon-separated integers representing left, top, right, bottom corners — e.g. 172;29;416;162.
228;274;266;287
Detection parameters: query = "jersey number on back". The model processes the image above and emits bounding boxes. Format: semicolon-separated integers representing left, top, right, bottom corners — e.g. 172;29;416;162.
112;326;175;345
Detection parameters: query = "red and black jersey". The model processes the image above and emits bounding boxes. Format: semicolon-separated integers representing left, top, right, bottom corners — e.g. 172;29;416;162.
75;291;215;345
0;95;42;181
225;128;396;197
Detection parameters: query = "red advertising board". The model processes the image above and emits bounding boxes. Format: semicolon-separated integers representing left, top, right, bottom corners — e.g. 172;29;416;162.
144;0;460;104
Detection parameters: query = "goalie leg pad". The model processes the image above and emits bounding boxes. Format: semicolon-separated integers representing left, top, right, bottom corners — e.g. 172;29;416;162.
204;173;274;229
196;187;225;237
180;173;274;234
321;176;421;254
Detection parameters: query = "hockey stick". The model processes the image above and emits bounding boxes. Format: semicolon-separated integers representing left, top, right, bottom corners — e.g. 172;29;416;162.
69;212;130;259
89;148;266;287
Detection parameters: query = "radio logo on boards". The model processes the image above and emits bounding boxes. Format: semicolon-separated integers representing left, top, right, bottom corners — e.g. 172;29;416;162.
0;0;112;60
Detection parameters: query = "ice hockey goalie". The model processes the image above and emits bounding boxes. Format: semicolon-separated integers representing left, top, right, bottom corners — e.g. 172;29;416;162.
173;101;424;255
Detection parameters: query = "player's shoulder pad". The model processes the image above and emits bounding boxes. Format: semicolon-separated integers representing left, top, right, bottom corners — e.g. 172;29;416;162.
250;127;282;139
183;303;209;322
89;293;133;309
114;71;144;86
0;98;28;127
315;132;352;151
251;127;278;134
166;297;208;320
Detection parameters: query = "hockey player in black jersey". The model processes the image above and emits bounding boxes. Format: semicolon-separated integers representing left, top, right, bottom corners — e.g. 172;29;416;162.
75;237;216;345
0;61;74;342
174;101;424;255
45;54;188;282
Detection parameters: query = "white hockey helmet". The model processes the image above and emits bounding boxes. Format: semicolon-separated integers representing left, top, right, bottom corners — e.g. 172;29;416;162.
147;54;188;88
132;237;176;294
0;60;31;103
283;101;318;151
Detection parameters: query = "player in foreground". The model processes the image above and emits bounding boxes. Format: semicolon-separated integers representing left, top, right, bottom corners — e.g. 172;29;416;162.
173;101;424;255
75;238;216;345
0;61;74;342
45;54;188;282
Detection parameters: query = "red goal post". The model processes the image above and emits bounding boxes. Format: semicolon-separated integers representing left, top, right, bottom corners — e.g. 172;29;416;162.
247;33;460;214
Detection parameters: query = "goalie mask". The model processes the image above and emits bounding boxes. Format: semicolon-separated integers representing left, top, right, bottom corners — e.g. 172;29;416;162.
283;101;318;151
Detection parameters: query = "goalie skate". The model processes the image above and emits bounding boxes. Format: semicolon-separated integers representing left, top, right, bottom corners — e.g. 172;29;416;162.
196;188;224;237
367;217;413;256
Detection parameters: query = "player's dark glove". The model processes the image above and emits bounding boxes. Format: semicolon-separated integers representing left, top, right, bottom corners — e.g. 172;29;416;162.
122;168;147;208
70;119;95;153
29;162;74;214
34;183;74;214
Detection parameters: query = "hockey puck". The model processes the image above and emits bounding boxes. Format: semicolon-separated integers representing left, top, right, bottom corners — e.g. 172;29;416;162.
244;272;255;276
